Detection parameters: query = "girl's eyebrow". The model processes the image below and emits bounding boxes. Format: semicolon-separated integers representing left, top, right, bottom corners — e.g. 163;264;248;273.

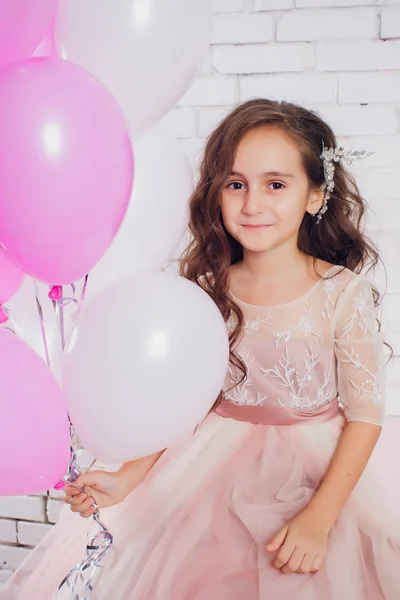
229;170;295;178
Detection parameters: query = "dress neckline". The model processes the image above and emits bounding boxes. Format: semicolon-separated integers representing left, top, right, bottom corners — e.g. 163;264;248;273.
229;265;340;310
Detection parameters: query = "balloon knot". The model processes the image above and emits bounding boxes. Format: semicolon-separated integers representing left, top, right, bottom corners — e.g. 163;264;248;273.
49;285;62;301
0;306;8;324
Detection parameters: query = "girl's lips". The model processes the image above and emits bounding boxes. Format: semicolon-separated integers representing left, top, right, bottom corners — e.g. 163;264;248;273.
242;224;272;229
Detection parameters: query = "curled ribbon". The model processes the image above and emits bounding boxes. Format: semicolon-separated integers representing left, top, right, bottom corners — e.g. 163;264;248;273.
0;305;17;335
54;513;114;600
54;452;115;600
0;305;8;324
49;275;114;599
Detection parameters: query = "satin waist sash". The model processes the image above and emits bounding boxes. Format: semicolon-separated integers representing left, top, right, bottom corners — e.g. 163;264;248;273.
214;398;341;426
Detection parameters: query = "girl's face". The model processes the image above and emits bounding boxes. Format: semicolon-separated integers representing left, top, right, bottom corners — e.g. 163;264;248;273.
221;126;323;256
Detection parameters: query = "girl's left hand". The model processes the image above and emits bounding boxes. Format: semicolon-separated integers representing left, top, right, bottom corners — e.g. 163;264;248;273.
265;508;330;575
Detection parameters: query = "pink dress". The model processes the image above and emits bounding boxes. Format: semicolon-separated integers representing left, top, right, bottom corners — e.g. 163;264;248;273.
2;266;400;599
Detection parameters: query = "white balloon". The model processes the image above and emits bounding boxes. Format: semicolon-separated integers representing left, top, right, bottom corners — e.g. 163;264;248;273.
63;273;229;463
87;122;192;299
56;0;214;135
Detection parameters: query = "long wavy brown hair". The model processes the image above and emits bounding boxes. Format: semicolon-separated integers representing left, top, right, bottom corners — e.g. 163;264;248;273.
180;99;385;396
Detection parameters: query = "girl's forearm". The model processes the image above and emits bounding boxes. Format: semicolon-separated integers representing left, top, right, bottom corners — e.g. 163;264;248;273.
306;421;381;530
117;449;166;498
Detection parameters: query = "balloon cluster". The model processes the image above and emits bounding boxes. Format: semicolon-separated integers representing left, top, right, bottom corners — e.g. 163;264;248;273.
0;0;228;500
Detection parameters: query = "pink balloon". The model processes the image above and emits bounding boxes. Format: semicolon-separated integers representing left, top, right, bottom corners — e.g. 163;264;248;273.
0;328;70;495
32;19;57;58
0;250;24;304
0;58;134;285
0;0;57;70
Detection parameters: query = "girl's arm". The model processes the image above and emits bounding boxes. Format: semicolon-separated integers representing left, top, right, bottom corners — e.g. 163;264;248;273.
267;276;386;574
65;449;166;517
116;449;166;498
313;275;386;529
310;277;385;529
306;420;381;530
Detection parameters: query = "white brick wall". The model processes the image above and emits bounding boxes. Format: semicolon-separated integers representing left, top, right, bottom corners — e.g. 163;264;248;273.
214;43;315;73
277;9;378;42
213;12;274;44
381;7;400;38
316;39;400;70
0;521;17;545
0;497;46;522
1;0;400;586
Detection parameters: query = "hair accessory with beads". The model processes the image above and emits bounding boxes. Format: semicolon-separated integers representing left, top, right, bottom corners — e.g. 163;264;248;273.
317;144;373;223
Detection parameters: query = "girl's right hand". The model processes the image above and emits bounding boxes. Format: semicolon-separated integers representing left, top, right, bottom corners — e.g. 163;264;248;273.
64;470;126;518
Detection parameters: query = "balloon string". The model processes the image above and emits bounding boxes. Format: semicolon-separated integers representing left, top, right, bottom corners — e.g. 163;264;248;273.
50;285;68;352
33;280;52;369
0;306;16;334
48;277;114;600
59;300;66;351
54;454;114;599
54;518;114;600
50;276;93;490
49;276;89;349
77;274;89;317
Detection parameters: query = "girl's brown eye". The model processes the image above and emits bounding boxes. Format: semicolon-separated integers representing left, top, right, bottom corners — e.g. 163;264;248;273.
269;182;285;190
227;182;245;190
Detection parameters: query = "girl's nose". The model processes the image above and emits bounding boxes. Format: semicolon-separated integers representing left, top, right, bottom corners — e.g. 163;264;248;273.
243;187;264;215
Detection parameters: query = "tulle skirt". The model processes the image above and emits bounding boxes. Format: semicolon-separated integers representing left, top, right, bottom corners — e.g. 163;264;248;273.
2;411;400;600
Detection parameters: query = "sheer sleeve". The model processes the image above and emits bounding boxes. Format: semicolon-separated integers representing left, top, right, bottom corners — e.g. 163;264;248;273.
333;276;385;426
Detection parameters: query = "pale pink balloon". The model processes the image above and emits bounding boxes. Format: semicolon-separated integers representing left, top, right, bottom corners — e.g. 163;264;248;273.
63;273;229;463
0;328;70;495
0;58;134;284
0;0;57;70
0;250;24;304
87;122;193;299
56;0;214;135
32;18;57;58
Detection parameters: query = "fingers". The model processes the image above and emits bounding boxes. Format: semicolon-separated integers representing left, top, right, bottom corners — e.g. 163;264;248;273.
296;553;317;575
280;547;305;575
64;484;82;499
70;495;96;515
311;554;323;573
80;505;97;519
64;491;87;507
74;472;100;489
272;539;295;570
265;526;288;553
278;551;323;575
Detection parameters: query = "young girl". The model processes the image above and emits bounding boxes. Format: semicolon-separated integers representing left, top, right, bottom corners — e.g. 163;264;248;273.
2;99;400;599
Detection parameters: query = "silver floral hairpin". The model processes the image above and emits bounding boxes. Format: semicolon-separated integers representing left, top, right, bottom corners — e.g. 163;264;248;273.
316;143;373;223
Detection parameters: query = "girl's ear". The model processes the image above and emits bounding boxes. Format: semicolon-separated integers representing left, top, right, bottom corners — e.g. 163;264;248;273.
306;184;325;216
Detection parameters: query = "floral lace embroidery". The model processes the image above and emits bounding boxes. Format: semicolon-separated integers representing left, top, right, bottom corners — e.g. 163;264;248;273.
226;312;274;335
321;274;341;320
226;314;236;333
244;313;273;334
223;348;268;406
261;344;335;410
271;301;322;349
336;346;384;406
338;287;378;340
222;269;384;421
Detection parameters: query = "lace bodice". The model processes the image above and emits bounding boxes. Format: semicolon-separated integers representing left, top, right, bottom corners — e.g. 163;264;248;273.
223;266;385;425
